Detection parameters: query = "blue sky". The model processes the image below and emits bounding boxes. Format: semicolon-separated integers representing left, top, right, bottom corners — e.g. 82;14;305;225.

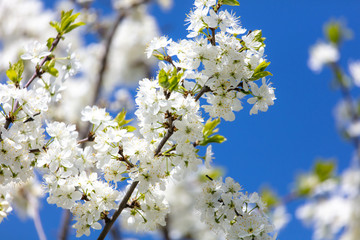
2;0;360;239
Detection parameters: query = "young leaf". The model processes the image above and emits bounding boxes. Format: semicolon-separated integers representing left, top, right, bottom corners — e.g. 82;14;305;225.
220;0;240;6
313;159;336;182
254;61;271;73
158;69;170;89
200;135;226;146
203;118;221;138
6;60;24;86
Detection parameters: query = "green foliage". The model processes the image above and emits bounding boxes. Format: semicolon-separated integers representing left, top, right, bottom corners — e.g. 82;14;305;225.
251;60;273;81
158;68;183;92
200;118;226;146
50;10;85;35
219;0;240;6
314;159;336;182
42;59;59;77
47;38;55;50
153;53;165;61
114;109;136;132
324;20;352;46
6;59;24;86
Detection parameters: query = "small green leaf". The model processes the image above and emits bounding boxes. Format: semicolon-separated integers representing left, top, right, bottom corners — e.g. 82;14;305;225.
220;0;240;6
203;118;221;138
313;159;336;182
124;125;136;132
254;61;271;74
49;21;61;33
6;59;24;85
250;71;273;81
200;135;226;146
114;109;134;129
64;22;86;34
47;38;55;50
153;54;165;61
158;69;170;89
6;69;18;83
48;67;59;77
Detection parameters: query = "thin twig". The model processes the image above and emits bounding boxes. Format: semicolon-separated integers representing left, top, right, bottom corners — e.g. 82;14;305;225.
59;210;72;240
92;0;150;106
194;85;211;101
97;181;139;240
3;34;62;130
160;215;171;240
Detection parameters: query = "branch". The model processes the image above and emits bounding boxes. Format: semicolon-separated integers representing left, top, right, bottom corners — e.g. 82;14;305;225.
194;85;211;101
97;181;139;240
160;215;171;240
3;34;62;130
92;0;150;106
59;210;72;240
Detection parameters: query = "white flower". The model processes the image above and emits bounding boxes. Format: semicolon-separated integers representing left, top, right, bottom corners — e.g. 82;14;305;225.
247;78;276;115
308;42;339;72
81;105;114;127
20;40;51;64
145;36;172;58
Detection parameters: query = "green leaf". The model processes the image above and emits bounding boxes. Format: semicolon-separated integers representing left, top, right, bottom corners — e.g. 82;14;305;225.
153;53;165;61
48;67;59;77
158;69;170;89
6;60;24;85
254;61;271;74
325;22;341;45
250;71;273;81
50;10;84;35
220;0;240;6
203;118;221;138
200;134;226;146
313;159;336;182
114;109;134;129
124;125;136;132
64;22;86;34
49;21;61;33
47;38;55;50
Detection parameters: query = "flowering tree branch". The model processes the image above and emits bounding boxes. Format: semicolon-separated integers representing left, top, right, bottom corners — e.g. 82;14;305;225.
97;181;139;240
93;0;151;105
3;34;62;130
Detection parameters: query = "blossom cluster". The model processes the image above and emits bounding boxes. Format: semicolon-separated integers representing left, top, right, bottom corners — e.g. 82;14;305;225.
297;168;360;240
0;0;277;239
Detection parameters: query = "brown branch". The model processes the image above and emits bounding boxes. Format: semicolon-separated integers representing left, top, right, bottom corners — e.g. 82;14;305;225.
194;85;211;101
92;0;150;106
59;210;72;240
97;181;139;240
160;215;171;240
3;34;62;130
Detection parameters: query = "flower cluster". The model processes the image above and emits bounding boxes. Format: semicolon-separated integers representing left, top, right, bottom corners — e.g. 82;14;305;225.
297;168;360;240
0;0;277;239
196;177;276;240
